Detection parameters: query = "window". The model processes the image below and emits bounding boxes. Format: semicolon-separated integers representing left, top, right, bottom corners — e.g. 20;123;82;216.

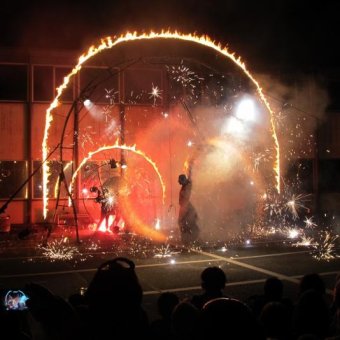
319;159;340;192
0;64;27;101
33;161;73;198
80;67;119;104
33;66;53;102
327;80;340;111
0;161;28;198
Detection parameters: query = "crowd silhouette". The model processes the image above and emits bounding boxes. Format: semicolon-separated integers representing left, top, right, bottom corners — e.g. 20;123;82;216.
1;257;339;340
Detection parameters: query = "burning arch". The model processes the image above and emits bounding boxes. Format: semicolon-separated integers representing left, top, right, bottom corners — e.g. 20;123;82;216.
42;30;280;220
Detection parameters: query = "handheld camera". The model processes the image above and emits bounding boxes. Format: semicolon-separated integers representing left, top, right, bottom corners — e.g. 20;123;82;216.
3;290;29;311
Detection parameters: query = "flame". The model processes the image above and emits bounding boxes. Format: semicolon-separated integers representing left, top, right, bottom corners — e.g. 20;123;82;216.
97;214;125;233
42;30;280;218
68;141;166;202
98;214;115;232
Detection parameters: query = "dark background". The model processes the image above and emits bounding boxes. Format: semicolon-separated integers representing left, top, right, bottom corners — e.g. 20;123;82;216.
1;0;339;73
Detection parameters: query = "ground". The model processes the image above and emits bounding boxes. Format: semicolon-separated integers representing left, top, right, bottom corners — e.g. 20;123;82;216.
0;224;339;321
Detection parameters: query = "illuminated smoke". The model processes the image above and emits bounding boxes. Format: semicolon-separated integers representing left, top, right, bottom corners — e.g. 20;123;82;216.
42;30;281;218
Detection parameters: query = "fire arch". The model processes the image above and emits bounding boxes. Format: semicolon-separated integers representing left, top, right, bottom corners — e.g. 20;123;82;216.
42;30;280;220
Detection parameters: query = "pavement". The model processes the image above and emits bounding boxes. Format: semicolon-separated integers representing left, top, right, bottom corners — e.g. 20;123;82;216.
1;223;339;321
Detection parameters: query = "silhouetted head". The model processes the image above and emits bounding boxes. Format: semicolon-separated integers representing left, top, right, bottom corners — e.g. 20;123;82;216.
294;289;330;338
85;257;142;310
260;301;291;338
299;273;325;296
157;292;179;319
178;174;188;185
201;298;261;339
201;266;227;292
264;277;283;301
172;301;200;338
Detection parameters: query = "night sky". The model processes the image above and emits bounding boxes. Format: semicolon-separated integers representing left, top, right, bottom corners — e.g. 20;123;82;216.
0;0;339;72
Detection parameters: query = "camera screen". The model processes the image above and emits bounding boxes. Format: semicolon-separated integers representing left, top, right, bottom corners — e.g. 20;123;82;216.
3;290;29;311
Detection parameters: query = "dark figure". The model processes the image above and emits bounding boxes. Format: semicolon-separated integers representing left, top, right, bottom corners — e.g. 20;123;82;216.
150;292;179;340
84;257;149;339
199;297;264;340
293;289;331;339
91;186;119;231
299;273;326;297
178;170;199;246
24;283;84;340
96;188;111;229
171;301;200;340
246;276;293;319
330;277;340;338
191;266;227;310
259;301;293;340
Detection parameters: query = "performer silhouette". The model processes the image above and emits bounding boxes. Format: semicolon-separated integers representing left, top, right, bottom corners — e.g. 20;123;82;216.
178;161;199;246
91;186;118;232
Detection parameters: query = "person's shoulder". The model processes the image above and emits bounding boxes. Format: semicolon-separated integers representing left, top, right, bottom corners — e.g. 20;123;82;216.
191;294;205;306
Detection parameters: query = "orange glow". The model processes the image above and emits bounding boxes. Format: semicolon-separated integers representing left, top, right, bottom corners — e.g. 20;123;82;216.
97;215;125;233
68;141;166;202
98;215;115;232
42;30;280;218
120;195;166;242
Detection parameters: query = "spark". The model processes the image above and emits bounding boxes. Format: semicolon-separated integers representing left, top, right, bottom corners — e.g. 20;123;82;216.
252;149;271;172
81;126;96;150
273;109;288;129
166;62;204;88
286;227;299;239
103;194;115;211
293;236;317;247
264;197;283;217
42;30;281;218
86;240;101;251
155;218;161;230
153;244;178;258
149;83;162;105
312;231;339;261
286;194;310;220
251;226;279;239
105;88;118;105
304;216;317;229
102;105;112;123
39;238;79;261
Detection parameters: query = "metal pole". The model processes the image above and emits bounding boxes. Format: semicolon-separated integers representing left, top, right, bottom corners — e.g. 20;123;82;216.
119;103;126;171
73;101;80;243
26;59;33;226
313;118;320;214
